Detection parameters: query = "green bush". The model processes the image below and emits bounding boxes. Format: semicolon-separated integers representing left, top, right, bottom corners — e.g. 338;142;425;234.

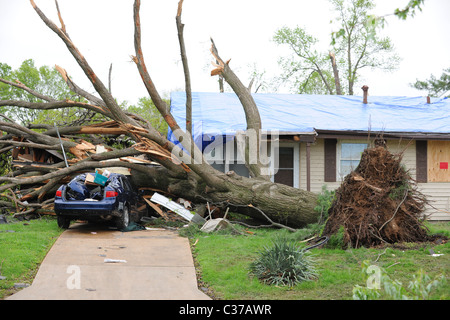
326;225;346;249
248;237;317;287
314;185;336;224
352;260;447;300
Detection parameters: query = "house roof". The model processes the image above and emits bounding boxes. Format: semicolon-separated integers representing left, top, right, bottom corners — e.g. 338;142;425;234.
169;91;450;147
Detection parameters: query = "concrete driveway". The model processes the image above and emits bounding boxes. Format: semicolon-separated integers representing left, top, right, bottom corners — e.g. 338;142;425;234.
7;223;211;300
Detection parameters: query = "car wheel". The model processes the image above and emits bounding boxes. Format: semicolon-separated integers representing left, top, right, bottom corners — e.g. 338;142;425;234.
116;206;130;230
57;216;71;229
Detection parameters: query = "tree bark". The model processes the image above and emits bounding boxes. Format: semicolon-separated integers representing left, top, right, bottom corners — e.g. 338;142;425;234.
130;167;318;227
329;52;342;95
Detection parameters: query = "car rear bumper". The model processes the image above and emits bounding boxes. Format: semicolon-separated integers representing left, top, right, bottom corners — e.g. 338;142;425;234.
54;198;120;217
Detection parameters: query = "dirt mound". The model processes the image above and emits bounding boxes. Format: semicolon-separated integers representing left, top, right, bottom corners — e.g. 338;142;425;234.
323;145;431;248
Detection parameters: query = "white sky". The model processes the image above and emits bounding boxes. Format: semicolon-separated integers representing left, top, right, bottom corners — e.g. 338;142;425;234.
1;0;449;106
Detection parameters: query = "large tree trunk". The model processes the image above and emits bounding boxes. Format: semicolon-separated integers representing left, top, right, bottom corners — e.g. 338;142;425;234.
131;167;318;227
0;0;318;228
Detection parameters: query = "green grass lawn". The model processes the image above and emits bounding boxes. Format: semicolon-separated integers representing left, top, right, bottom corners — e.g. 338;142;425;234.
186;222;449;300
0;217;63;299
0;215;448;300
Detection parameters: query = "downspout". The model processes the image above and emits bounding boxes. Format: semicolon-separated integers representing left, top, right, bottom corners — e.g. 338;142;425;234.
306;142;311;192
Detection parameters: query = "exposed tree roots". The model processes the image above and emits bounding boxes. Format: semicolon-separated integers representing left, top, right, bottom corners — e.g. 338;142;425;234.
323;145;432;248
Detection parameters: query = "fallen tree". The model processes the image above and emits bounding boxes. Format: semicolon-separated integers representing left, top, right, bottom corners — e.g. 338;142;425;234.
0;0;318;228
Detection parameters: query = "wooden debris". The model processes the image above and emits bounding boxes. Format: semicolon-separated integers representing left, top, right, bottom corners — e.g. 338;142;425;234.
143;197;169;221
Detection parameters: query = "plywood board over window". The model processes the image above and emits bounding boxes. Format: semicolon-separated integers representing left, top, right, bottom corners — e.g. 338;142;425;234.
428;141;450;182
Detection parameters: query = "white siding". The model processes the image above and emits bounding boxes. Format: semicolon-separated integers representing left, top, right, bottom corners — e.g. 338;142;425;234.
418;183;450;220
298;138;450;221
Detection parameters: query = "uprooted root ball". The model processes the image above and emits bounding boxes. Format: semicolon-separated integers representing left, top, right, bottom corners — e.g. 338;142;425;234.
322;146;431;248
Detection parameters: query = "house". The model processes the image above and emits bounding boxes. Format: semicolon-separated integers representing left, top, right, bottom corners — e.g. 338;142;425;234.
168;91;450;221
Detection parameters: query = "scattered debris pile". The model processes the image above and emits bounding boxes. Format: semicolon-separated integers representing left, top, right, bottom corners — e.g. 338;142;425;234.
322;145;431;248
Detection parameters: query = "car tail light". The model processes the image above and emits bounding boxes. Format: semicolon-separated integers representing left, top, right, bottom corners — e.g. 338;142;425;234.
56;190;62;198
105;191;118;198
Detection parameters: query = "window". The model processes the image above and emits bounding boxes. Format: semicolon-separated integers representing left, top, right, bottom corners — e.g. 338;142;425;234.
270;143;299;188
205;138;249;177
338;142;367;180
274;147;294;187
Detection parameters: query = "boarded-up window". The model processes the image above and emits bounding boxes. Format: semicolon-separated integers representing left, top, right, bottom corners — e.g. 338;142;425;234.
427;140;450;182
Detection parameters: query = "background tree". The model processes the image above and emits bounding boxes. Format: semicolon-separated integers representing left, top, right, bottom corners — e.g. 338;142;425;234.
0;59;108;128
411;67;450;98
124;97;169;135
274;27;335;94
274;0;400;95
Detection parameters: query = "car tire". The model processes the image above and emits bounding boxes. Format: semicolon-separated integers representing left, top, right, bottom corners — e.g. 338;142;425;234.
57;216;71;229
116;206;130;230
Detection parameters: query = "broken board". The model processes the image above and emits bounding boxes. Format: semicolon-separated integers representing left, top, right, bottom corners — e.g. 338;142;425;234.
150;192;194;222
200;218;230;233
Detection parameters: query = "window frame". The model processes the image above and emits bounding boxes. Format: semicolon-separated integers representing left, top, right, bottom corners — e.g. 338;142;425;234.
269;142;299;188
336;140;368;181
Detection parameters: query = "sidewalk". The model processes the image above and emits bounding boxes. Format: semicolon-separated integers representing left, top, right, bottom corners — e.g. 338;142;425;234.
7;223;211;300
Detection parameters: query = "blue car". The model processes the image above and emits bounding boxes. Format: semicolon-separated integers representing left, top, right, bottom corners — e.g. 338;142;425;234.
54;173;139;229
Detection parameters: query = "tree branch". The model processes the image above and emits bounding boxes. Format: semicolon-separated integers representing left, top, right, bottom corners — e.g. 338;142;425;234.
132;0;226;190
0;78;56;102
210;38;267;178
176;0;192;138
329;52;342;95
30;0;137;126
0;99;111;117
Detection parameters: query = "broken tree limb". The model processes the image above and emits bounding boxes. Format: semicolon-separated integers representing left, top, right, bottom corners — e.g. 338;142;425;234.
31;0;138;127
209;38;267;179
233;204;296;232
0;100;111;117
176;0;192;139
0;78;56;102
55;65;107;107
329;52;342;95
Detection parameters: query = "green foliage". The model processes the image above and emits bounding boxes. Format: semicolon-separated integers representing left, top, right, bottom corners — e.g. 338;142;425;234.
124;97;169;135
0;59;76;125
352;260;446;300
389;181;411;200
0;150;12;176
275;0;400;95
248;236;317;287
273;26;336;95
326;225;346;249
314;185;335;224
1;59;171;138
394;0;425;20
411;67;450;98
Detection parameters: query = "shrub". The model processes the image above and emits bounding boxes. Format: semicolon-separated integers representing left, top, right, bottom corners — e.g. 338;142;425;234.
314;185;336;224
248;237;317;287
352;260;447;300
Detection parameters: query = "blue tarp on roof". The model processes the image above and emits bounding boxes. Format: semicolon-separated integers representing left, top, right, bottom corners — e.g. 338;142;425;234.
168;91;450;148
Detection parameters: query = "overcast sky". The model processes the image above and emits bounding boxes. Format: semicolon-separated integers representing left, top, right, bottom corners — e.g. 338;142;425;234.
1;0;449;106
